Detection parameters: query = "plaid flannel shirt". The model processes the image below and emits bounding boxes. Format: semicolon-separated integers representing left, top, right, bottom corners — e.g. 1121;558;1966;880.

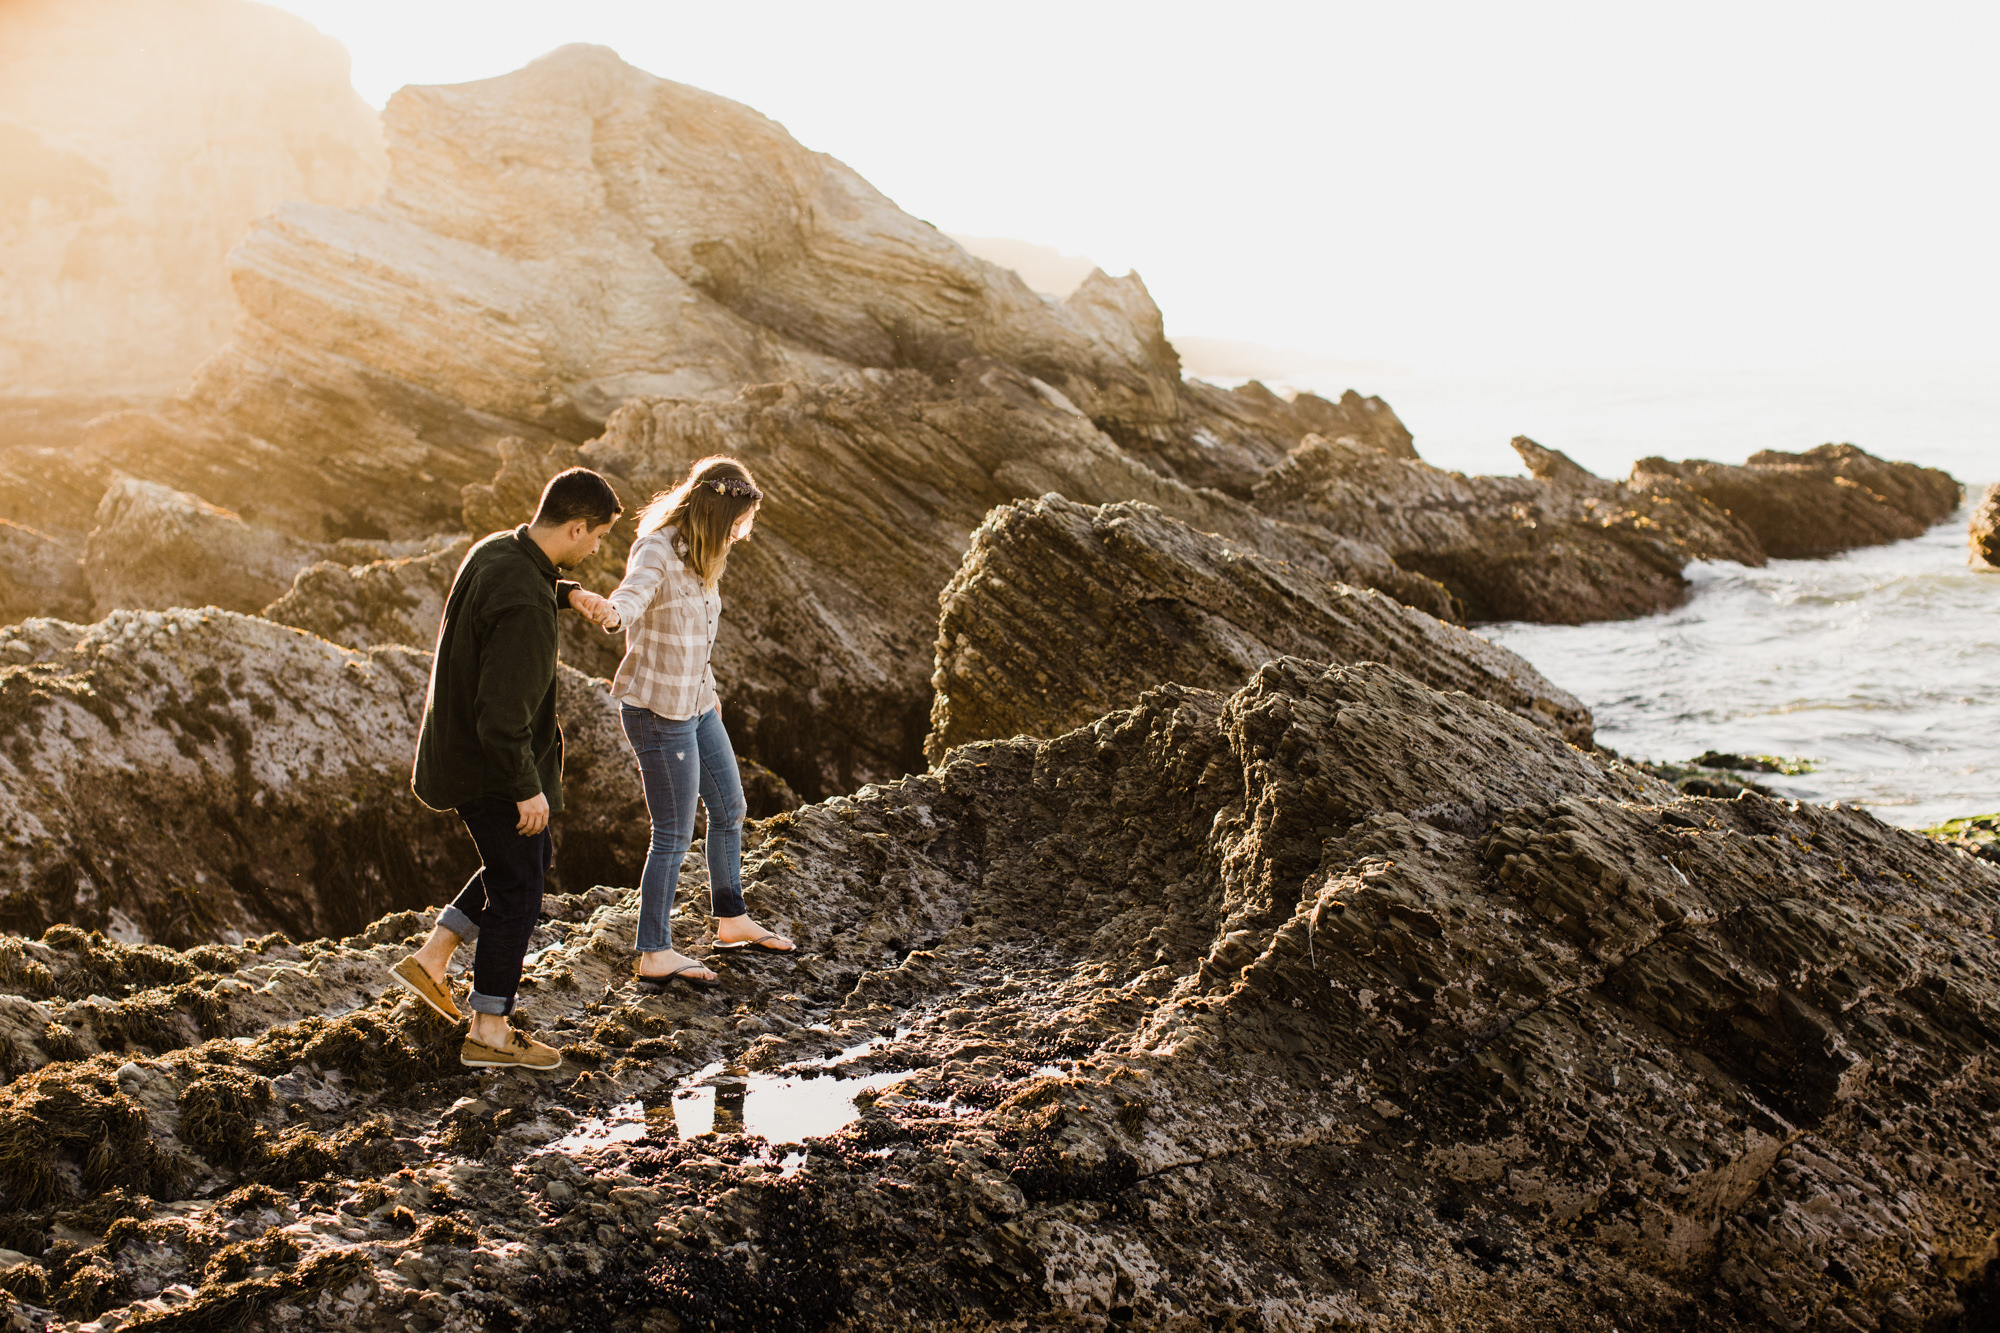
605;528;721;720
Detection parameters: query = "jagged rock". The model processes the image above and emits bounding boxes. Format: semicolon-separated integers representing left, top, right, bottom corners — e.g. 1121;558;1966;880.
575;368;1453;798
0;608;644;943
82;478;327;617
0;0;384;395
1636;443;1961;559
1255;434;1769;622
77;45;1244;542
262;536;472;651
0;662;1989;1330
926;495;1592;760
0;522;86;624
1971;482;1999;569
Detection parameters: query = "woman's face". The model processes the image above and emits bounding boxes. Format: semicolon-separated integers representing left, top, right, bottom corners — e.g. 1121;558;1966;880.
730;504;759;543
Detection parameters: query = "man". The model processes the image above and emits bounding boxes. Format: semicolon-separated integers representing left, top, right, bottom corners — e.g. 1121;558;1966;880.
388;467;621;1070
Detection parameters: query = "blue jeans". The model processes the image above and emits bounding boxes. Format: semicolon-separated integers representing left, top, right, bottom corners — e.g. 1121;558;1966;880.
620;704;748;953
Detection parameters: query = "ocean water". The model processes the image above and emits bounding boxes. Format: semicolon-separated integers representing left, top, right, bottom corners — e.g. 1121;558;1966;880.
1268;360;1999;827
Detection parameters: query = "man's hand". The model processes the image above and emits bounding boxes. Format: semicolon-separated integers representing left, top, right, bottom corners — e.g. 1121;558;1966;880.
516;793;550;836
570;590;620;631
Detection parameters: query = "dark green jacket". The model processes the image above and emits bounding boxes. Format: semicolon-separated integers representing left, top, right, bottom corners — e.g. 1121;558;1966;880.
412;527;580;814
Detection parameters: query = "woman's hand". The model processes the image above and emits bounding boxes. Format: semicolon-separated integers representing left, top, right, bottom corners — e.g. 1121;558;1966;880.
570;590;621;631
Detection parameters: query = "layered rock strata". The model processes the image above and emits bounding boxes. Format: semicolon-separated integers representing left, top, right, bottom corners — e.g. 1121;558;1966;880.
1971;482;1999;570
0;0;385;394
0;663;1990;1330
926;494;1593;759
73;45;1238;543
0;610;645;944
573;369;1453;798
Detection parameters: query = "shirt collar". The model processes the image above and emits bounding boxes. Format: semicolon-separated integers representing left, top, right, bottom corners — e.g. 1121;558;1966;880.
513;525;559;581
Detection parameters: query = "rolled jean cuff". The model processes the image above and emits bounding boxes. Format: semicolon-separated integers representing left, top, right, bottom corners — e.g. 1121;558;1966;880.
467;989;515;1017
438;905;481;943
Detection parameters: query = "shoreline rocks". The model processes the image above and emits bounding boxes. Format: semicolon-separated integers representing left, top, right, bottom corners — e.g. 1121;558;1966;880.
0;663;1987;1329
1637;443;1961;559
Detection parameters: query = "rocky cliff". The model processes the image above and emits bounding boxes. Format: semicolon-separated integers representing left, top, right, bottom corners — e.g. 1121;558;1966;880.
0;663;1988;1330
926;494;1592;759
0;0;384;396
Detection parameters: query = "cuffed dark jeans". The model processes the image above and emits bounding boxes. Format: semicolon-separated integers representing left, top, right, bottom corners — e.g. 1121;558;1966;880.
437;795;551;1016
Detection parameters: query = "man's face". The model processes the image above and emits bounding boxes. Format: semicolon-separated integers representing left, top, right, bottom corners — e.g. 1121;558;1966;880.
559;517;618;568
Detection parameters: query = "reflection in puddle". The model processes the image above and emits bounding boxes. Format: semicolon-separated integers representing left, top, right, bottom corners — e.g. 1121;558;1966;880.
544;1033;921;1158
669;1067;915;1141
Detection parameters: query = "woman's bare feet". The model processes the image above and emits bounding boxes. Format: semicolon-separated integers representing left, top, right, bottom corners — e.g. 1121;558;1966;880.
713;914;795;952
638;948;717;982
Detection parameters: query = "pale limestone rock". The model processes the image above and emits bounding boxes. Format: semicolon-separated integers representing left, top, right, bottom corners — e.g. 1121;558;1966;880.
0;0;385;395
82;45;1196;541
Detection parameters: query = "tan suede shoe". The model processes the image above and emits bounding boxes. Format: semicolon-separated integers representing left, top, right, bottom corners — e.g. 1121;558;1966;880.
460;1029;562;1071
388;956;461;1021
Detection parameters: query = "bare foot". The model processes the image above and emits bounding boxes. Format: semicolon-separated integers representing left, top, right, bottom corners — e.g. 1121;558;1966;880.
638;948;717;982
713;914;795;952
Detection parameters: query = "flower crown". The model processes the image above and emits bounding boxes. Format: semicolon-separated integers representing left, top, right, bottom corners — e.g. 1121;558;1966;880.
701;478;763;501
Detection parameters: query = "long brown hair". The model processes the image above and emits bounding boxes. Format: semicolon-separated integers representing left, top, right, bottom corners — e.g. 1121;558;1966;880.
634;455;763;587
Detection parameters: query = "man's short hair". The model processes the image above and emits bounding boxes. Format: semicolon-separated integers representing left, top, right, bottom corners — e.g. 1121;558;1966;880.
533;468;622;528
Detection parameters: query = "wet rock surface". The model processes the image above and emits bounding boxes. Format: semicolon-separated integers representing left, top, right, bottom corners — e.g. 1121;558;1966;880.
0;663;1989;1330
0;609;646;944
927;494;1593;759
1971;483;1999;570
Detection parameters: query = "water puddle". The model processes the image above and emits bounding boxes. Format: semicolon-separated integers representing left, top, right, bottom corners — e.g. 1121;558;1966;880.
547;1032;918;1156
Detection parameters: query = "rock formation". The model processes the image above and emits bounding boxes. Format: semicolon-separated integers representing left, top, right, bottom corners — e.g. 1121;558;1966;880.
82;479;327;618
76;44;1252;544
1970;482;1999;570
0;0;385;395
0;609;646;944
0;662;1988;1330
0;523;86;626
1637;444;1962;560
1254;435;1769;622
572;369;1453;799
926;495;1592;759
262;538;472;653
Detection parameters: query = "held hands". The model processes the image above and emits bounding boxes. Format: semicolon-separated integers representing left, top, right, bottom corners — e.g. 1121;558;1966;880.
516;793;550;836
569;589;621;631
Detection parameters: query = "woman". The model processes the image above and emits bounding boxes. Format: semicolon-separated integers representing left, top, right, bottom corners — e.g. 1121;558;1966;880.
579;455;795;989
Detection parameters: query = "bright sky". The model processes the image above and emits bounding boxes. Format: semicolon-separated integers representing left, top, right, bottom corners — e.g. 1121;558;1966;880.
262;0;2000;372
